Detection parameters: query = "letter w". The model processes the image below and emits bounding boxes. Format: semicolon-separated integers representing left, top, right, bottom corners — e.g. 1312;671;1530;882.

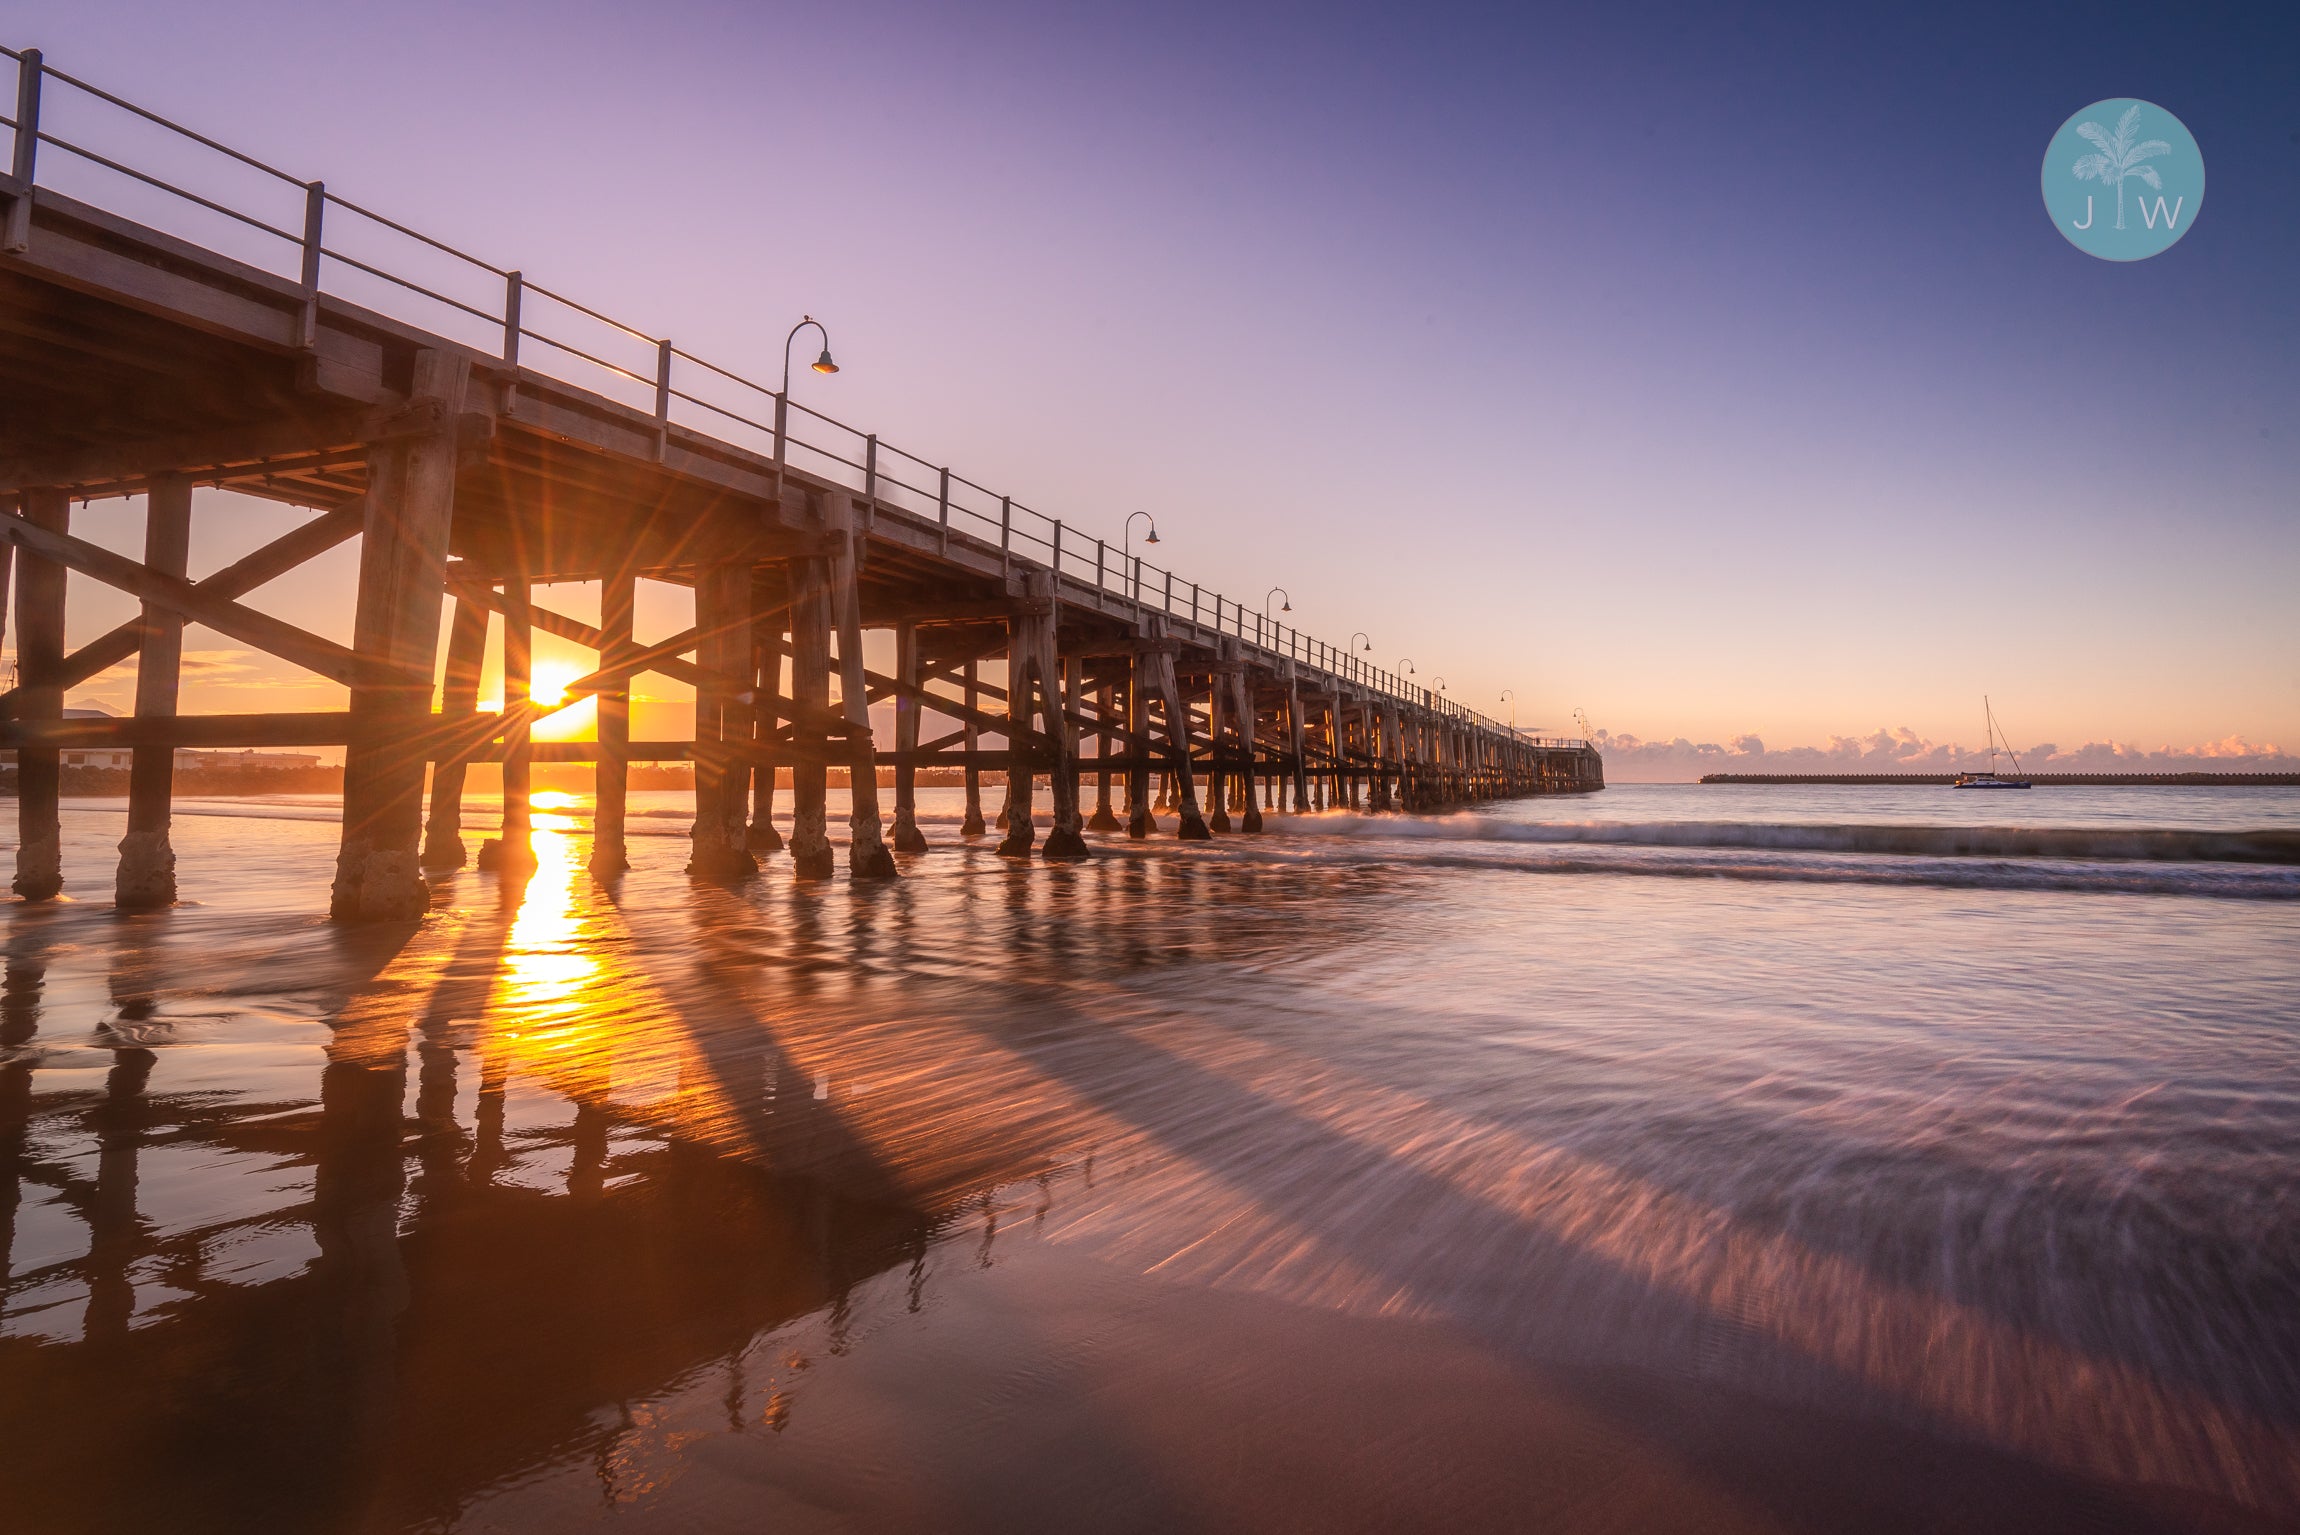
2139;195;2185;230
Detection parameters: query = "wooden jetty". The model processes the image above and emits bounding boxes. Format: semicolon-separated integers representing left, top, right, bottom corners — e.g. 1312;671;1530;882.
0;47;1602;918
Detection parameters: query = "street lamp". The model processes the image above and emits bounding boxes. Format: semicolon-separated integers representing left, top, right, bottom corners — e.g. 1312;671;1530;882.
1500;689;1516;730
782;315;838;398
1264;587;1291;616
1124;512;1159;599
1396;657;1415;677
1350;631;1371;653
1431;675;1447;692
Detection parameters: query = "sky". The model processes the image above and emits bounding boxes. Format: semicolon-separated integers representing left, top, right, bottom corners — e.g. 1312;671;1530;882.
10;0;2299;773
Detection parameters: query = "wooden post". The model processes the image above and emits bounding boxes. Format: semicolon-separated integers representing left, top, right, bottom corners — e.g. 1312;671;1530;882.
960;657;987;837
114;474;193;907
890;621;927;852
420;593;488;871
1370;704;1389;810
787;526;835;879
688;559;756;880
11;488;68;901
1087;678;1121;831
1286;669;1310;814
481;577;538;876
826;494;896;879
589;567;634;874
1205;658;1231;834
995;605;1033;856
1143;620;1209;841
332;351;468;921
1125;648;1155;839
1233;649;1263;834
747;586;784;852
1047;645;1087;857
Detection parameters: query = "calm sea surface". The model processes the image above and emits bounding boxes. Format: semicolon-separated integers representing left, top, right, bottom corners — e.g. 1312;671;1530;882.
2;784;2296;1532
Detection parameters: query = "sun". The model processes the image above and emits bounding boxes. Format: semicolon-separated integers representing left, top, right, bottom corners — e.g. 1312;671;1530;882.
530;660;579;709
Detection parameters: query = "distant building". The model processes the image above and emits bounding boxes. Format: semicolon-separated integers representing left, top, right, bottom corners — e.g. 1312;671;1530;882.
176;750;325;772
6;711;324;772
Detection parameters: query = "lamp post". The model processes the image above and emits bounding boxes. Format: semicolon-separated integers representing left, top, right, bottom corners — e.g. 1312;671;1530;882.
1350;631;1370;653
1396;657;1415;679
1264;587;1291;616
1500;689;1516;731
1124;512;1159;600
782;315;838;399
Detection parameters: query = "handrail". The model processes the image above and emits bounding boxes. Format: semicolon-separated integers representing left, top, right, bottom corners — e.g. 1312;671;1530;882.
3;45;1589;752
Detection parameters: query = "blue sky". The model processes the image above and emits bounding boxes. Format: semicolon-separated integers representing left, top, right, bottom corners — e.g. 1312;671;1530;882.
18;0;2299;756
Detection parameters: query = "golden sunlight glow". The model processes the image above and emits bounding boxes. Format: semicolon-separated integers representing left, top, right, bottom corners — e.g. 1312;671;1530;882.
530;661;579;709
499;805;598;1015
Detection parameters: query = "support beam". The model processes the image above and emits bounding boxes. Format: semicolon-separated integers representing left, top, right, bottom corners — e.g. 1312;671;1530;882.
484;578;538;876
890;621;927;852
827;494;896;879
1142;619;1209;841
115;474;193;908
1206;660;1231;835
787;512;835;879
0;499;366;721
331;350;469;921
1231;643;1264;834
1125;647;1154;839
960;658;987;837
0;503;368;688
1088;678;1121;832
687;559;756;880
997;568;1086;859
746;585;783;853
590;567;634;875
421;593;489;870
12;489;67;901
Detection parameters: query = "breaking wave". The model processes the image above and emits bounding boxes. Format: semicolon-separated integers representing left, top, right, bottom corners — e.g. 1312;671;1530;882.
1289;814;2300;865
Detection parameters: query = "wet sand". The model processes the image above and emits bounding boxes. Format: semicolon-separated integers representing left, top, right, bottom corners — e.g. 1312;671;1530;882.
4;790;2297;1532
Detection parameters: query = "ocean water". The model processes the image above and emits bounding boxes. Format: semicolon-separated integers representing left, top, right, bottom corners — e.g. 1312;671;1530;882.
2;783;2296;1532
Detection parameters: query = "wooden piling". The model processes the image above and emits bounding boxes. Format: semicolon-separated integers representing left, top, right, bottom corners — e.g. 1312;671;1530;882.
589;567;634;875
746;596;784;853
1125;649;1155;839
960;658;987;837
1142;621;1209;840
891;621;927;852
1205;660;1231;834
1088;678;1121;831
482;577;538;876
826;494;896;879
11;488;68;901
331;350;468;922
1048;647;1086;857
1230;642;1263;834
113;474;192;908
786;514;836;880
1286;670;1310;815
688;559;756;880
997;569;1085;859
420;593;488;871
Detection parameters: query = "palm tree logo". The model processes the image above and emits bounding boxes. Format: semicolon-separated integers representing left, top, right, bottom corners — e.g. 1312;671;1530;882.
2071;104;2171;231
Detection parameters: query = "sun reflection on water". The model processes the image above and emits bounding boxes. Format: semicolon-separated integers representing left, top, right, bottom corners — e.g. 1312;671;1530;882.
499;792;598;1017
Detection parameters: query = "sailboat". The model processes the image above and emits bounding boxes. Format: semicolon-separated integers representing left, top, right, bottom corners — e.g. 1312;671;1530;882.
1951;697;2032;789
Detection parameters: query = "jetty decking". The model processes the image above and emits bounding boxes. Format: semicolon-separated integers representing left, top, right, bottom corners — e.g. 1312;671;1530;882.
0;46;1601;918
